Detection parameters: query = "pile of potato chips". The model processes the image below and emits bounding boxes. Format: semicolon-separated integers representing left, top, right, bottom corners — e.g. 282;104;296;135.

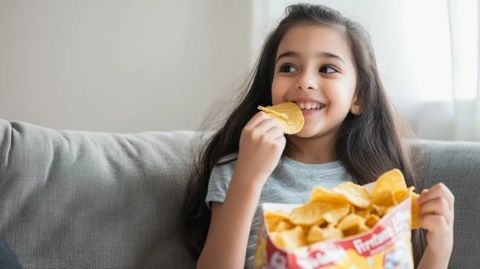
255;169;420;269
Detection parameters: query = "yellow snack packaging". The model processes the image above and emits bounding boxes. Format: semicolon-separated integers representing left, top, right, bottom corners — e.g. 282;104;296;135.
255;169;419;269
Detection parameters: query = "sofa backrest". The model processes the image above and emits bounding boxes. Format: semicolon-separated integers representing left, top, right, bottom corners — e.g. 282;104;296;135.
413;140;480;268
0;119;478;268
0;119;200;268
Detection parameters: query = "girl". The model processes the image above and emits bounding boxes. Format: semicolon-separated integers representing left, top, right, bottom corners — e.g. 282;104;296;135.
182;3;454;269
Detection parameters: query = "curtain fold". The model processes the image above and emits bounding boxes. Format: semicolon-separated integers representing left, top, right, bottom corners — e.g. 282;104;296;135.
447;0;479;141
477;0;480;140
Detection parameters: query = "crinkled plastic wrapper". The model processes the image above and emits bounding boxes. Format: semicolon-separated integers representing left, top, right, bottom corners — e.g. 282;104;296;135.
255;197;413;269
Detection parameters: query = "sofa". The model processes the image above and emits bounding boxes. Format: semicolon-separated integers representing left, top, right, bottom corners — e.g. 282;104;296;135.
0;119;478;269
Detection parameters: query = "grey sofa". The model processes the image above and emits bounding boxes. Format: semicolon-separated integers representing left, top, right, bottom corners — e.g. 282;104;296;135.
0;119;478;269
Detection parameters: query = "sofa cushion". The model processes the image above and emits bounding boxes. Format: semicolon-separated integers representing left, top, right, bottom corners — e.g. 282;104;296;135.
0;119;198;268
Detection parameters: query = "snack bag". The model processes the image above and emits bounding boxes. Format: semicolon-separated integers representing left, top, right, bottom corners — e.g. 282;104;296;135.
255;169;421;269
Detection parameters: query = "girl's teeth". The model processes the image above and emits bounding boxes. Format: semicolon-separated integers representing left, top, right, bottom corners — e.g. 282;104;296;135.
296;102;322;110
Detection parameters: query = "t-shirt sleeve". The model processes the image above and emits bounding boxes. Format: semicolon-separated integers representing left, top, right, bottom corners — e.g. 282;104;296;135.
205;161;235;209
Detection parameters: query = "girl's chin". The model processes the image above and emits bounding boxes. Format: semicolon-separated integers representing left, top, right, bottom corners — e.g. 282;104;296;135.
290;129;319;138
291;124;335;139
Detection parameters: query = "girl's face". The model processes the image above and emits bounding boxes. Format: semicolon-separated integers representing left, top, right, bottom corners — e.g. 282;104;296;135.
272;24;358;140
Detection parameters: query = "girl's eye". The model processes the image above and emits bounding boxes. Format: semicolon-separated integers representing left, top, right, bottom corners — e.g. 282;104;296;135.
320;65;338;74
279;64;297;73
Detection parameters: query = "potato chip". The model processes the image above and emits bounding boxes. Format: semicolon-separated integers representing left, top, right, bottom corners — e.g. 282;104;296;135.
275;220;295;232
322;203;350;225
258;106;289;121
265;211;291;232
411;191;421;229
365;214;380;228
372;169;407;204
337;213;369;236
371;204;388;217
348;204;356;214
269;231;286;249
393;190;408;204
310;186;349;204
289;202;332;226
258;102;304;134
333;182;372;208
355;209;370;219
371;169;421;229
307;224;343;243
274;226;308;250
373;190;395;207
337;214;365;230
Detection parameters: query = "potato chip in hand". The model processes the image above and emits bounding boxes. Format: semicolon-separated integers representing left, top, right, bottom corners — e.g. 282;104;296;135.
258;102;304;134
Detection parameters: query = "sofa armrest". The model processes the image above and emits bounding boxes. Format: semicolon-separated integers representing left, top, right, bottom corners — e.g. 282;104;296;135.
0;119;13;174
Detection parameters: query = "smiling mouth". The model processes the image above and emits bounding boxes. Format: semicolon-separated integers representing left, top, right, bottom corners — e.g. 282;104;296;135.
295;101;326;110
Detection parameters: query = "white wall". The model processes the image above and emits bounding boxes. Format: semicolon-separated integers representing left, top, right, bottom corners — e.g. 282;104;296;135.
0;0;466;139
0;0;253;132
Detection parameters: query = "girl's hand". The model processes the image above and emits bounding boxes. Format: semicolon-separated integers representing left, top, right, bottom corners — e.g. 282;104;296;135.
235;111;286;187
418;183;455;258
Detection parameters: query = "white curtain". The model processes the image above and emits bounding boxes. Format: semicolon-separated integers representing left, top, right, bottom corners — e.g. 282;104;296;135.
252;0;480;141
447;0;479;141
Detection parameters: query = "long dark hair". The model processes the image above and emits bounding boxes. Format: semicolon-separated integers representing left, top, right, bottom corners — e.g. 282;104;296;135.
181;3;426;266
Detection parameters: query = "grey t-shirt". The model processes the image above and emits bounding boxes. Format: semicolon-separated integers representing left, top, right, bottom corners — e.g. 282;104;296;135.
205;155;352;269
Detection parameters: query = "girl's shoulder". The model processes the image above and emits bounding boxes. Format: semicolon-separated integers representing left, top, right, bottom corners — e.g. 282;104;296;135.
209;153;238;179
216;153;238;165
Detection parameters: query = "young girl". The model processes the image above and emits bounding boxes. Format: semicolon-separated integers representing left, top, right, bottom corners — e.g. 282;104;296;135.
182;3;454;269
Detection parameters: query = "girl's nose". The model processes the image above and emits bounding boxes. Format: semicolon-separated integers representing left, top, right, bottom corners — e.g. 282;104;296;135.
295;71;319;90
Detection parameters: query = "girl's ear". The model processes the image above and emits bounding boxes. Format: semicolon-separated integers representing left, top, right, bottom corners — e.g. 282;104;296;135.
350;95;362;115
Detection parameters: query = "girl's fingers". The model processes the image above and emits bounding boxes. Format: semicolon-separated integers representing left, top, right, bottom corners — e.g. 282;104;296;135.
268;125;285;140
420;214;449;232
418;183;455;231
420;197;453;225
418;183;454;211
244;111;271;129
253;116;283;134
253;119;283;138
244;111;286;140
253;117;275;133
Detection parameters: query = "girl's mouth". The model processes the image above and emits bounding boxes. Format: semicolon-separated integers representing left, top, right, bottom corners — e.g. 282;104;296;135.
296;102;325;111
301;108;324;117
295;101;326;112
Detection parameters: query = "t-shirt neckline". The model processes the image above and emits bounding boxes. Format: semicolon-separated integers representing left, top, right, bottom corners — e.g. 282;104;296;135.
281;155;344;170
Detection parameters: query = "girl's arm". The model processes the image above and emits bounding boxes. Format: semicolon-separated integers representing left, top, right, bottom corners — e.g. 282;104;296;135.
197;112;286;269
196;175;263;269
416;183;455;269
